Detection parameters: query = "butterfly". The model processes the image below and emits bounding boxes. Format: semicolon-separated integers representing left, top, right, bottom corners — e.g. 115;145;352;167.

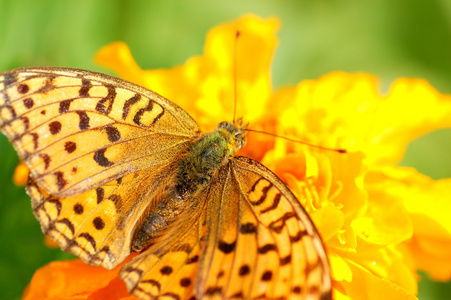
0;67;332;299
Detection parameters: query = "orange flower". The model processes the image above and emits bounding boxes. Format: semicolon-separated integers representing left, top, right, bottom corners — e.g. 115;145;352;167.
23;14;451;299
23;258;138;300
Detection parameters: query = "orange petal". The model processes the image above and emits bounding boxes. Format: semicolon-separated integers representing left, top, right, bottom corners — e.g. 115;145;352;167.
23;259;138;300
13;161;29;186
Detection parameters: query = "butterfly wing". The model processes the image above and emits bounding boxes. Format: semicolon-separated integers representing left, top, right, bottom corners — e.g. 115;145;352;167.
0;67;200;269
28;163;178;269
0;67;199;197
120;156;332;299
119;183;211;300
197;156;332;299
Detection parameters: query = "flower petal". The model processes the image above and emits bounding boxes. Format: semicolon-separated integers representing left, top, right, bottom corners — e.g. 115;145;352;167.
96;14;280;131
334;258;418;300
273;73;451;164
22;259;137;300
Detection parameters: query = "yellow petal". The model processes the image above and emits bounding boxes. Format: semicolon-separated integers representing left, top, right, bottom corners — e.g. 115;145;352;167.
96;14;279;131
366;166;451;279
273;72;451;164
334;259;417;300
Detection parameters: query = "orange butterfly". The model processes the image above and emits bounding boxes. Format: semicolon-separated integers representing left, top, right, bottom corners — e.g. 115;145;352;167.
0;67;332;299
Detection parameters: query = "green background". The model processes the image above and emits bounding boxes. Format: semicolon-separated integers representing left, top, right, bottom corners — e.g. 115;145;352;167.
1;0;451;299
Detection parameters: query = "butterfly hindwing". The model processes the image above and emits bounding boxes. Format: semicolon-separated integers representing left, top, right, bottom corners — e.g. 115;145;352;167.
0;67;199;197
197;156;332;299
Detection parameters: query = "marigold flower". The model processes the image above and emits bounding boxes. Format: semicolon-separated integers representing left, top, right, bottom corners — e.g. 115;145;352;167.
23;14;451;299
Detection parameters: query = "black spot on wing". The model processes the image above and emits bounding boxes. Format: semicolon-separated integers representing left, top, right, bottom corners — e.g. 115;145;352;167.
186;255;199;264
261;270;273;281
54;171;67;191
122;94;141;120
48;121;61;134
258;244;277;254
160;265;173;275
239;265;250;276
64;141;76;153
39;153;51;170
93;217;105;230
292;286;302;294
73;203;84;214
95;84;116;115
59;99;73;114
180;278;191;287
290;230;307;242
218;240;236;254
30;132;38;150
105;125;121;142
23;97;34;109
240;222;257;234
76;111;90;130
79;78;92;97
96;187;104;204
93;148;114;167
280;254;292;265
17;83;29;94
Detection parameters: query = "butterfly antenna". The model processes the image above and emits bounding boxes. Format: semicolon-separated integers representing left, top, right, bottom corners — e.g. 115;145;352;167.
244;128;347;153
233;30;241;124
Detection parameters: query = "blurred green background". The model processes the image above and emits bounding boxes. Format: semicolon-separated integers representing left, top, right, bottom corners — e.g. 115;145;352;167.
1;0;451;299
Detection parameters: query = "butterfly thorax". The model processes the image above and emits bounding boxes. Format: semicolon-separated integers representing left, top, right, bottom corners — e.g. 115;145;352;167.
175;120;247;196
132;121;247;251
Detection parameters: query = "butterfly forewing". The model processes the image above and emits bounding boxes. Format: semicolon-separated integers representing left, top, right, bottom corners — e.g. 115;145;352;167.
0;67;200;269
0;67;199;197
27;162;180;269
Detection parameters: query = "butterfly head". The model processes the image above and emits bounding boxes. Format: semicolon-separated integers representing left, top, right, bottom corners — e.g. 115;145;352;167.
217;118;248;153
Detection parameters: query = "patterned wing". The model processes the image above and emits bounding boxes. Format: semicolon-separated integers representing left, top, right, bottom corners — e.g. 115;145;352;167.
28;162;176;269
0;67;200;269
0;67;199;197
196;156;332;299
120;156;332;299
119;184;211;300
